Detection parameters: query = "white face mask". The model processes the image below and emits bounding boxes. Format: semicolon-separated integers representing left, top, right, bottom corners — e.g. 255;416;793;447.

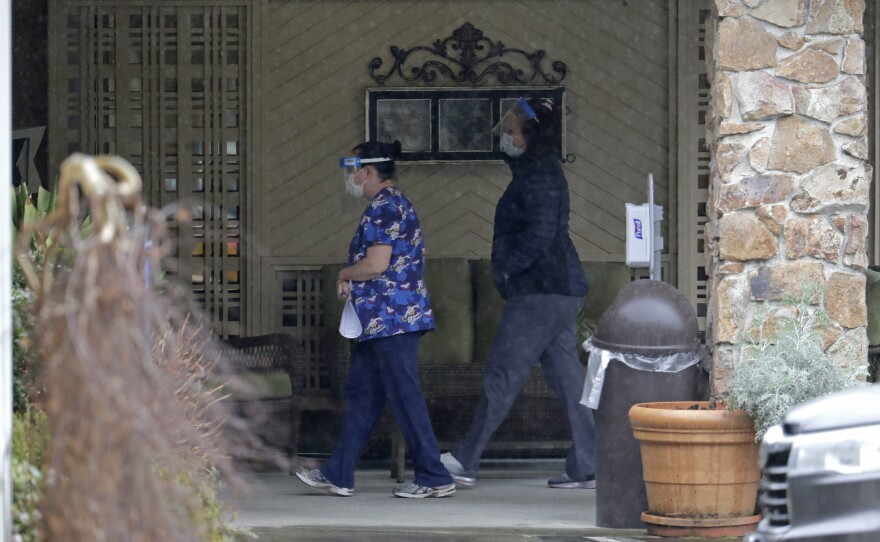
344;168;365;198
501;133;525;158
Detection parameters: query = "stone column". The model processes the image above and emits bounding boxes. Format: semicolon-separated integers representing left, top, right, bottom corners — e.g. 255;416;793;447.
706;0;869;395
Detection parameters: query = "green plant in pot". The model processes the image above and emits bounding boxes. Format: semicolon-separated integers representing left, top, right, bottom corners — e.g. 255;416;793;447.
628;285;866;539
727;287;868;441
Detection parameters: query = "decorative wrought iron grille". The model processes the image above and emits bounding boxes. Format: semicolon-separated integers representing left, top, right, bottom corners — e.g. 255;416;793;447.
369;22;567;86
50;3;248;338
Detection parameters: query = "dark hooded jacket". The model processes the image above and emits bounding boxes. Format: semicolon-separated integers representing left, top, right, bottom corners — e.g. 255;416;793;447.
492;154;589;300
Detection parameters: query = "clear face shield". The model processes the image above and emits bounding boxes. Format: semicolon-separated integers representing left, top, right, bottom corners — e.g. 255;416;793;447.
338;156;392;199
493;97;538;156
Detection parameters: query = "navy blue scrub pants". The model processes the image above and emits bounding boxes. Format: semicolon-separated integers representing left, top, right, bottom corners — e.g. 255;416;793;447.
452;294;596;481
321;331;452;490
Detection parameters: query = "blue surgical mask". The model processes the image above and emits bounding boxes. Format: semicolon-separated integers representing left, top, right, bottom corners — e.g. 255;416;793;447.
501;133;525;158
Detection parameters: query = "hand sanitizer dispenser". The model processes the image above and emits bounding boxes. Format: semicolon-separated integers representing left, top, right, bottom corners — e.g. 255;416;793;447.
625;203;651;268
625;173;664;280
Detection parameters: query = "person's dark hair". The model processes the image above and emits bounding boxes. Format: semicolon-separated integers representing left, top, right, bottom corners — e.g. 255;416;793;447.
352;140;402;180
520;98;562;160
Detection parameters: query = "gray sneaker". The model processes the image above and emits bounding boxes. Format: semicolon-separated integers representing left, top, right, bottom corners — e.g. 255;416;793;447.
440;452;476;486
392;481;456;498
547;474;597;489
295;467;353;496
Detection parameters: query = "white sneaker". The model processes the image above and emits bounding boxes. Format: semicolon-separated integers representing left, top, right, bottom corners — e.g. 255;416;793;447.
440;452;477;486
295;467;353;496
392;481;456;498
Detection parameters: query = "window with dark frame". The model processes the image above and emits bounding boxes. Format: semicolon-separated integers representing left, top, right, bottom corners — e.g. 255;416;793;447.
366;86;566;163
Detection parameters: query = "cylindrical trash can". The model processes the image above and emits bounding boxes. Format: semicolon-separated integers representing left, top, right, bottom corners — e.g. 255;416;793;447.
582;279;707;529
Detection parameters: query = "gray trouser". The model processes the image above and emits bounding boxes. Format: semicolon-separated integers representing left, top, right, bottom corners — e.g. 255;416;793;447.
452;294;596;481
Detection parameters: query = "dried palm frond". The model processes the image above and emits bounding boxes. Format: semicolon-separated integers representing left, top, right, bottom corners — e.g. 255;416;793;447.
23;154;236;542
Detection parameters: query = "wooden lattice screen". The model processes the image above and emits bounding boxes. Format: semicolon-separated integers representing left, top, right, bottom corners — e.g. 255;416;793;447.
695;5;711;333
276;269;326;394
677;0;711;337
49;2;248;338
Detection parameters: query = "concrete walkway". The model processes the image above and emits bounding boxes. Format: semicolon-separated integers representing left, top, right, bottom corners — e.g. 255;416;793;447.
228;459;680;541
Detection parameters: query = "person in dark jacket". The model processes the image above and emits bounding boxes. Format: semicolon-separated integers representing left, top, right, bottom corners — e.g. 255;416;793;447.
441;98;596;489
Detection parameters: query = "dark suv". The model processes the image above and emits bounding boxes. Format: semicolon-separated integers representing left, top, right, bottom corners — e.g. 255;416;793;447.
745;385;880;542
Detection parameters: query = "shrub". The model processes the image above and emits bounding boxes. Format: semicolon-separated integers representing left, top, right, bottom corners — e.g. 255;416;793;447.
727;288;868;440
12;409;48;466
12;409;49;542
158;321;253;542
11;184;78;412
12;457;43;542
12;252;40;413
190;468;255;542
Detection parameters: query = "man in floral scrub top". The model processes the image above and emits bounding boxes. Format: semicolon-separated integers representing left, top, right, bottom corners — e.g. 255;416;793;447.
295;141;454;499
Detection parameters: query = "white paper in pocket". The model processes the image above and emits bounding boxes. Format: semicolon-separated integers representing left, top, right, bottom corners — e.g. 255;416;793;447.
339;297;363;339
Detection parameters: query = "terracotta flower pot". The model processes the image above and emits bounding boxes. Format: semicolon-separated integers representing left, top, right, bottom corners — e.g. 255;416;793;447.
628;401;761;538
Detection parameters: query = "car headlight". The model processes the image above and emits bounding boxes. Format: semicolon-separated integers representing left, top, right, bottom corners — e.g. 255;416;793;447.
789;425;880;476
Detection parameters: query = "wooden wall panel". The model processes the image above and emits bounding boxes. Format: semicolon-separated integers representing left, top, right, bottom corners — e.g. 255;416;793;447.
257;0;671;267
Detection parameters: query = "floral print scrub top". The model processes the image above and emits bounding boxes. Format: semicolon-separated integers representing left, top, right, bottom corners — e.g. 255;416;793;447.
348;186;436;340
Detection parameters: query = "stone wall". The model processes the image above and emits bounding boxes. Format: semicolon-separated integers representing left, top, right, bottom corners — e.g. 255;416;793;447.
706;0;869;394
